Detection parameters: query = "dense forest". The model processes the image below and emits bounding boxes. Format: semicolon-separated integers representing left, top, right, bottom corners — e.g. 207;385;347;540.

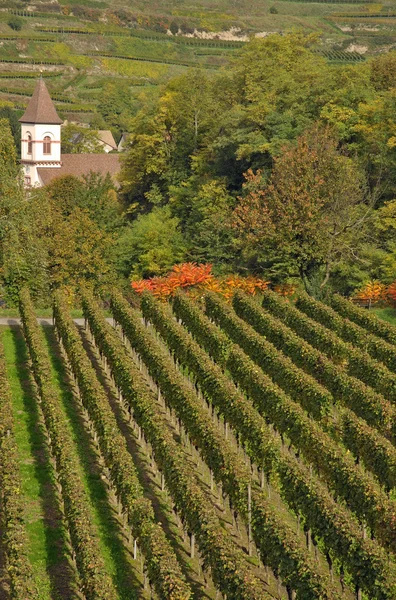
2;32;396;303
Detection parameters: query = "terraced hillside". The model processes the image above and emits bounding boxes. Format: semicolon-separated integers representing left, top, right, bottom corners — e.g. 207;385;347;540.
1;285;396;598
0;0;395;121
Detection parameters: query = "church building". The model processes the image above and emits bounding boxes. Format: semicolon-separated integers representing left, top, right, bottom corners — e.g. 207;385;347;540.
19;78;121;187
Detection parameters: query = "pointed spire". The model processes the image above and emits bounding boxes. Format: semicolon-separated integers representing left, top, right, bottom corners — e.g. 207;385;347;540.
19;78;63;124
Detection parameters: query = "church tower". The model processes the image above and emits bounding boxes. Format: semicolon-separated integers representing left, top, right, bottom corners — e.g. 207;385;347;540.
19;77;63;187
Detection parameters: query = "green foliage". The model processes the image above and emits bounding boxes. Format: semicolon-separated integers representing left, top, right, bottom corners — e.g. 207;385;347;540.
7;16;23;31
30;175;118;292
61;123;104;153
113;206;186;279
141;291;396;599
370;51;396;91
53;290;192;600
170;178;235;268
0;120;50;305
0;104;20;156
109;290;339;600
116;32;396;289
19;288;117;600
46;173;122;232
0;338;35;599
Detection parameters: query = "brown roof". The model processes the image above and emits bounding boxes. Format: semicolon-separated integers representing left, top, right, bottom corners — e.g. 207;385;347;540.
37;154;121;185
98;130;117;150
19;78;63;125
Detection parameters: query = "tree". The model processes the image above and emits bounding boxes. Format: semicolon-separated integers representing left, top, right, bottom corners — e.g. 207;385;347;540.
170;178;235;269
0;119;49;304
45;173;122;232
112;206;186;279
99;81;136;132
8;16;22;31
232;126;371;294
0;102;21;155
45;207;114;289
370;52;396;91
353;89;396;202
169;20;179;35
61;123;104;154
234;33;330;160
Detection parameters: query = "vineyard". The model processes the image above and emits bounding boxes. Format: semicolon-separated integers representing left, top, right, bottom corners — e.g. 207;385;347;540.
1;287;396;599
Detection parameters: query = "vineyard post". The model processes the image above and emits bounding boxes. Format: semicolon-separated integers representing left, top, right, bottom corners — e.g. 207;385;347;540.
248;483;252;556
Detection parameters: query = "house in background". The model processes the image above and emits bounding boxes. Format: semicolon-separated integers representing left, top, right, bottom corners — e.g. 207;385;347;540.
117;132;129;152
20;78;121;187
97;130;117;153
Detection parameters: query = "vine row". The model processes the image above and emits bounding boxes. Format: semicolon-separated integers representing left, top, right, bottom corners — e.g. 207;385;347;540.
18;288;117;600
0;339;34;599
234;291;396;488
202;292;396;552
105;291;341;600
52;290;192;600
296;292;396;373
140;291;396;599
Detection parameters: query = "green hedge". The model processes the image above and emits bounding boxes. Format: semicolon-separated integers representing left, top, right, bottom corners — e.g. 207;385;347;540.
296;292;396;373
19;288;117;600
141;292;396;599
52;291;192;600
107;291;340;600
0;340;34;599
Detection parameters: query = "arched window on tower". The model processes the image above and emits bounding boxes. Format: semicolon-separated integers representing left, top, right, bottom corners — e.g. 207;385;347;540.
43;136;51;155
27;134;32;155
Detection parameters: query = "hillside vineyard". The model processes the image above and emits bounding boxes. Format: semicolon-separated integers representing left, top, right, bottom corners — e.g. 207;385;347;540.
0;288;396;599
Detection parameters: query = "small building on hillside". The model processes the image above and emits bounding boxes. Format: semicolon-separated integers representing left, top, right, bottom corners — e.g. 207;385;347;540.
19;78;121;187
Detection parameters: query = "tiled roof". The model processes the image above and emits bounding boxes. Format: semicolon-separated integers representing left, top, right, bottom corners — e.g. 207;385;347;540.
98;130;117;150
37;154;121;185
19;78;63;125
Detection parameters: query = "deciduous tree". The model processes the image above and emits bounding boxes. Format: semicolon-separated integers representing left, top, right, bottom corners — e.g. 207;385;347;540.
232;126;372;294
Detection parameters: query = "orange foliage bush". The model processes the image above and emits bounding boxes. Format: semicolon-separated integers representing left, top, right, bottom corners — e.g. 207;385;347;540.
386;282;396;307
353;280;388;305
131;263;269;300
273;283;297;297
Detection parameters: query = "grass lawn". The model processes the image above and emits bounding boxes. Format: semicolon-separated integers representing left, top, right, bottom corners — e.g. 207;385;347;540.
1;327;75;599
371;307;396;327
0;308;84;318
41;326;143;599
